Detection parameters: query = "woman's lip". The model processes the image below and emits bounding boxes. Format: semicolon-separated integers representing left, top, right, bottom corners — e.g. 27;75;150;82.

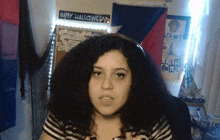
100;99;113;106
99;96;114;100
99;96;114;106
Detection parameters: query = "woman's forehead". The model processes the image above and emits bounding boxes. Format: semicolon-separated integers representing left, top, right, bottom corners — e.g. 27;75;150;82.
94;50;129;68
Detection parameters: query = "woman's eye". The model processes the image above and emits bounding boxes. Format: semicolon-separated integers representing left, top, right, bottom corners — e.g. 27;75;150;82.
116;73;126;78
93;71;102;76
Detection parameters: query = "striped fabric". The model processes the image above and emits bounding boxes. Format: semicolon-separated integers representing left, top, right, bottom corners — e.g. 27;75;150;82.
42;112;173;140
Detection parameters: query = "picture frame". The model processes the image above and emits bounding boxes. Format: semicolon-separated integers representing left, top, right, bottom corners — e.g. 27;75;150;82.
164;15;191;40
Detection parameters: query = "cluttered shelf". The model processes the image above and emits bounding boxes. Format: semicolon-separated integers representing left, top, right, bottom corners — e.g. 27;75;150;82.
179;99;220;140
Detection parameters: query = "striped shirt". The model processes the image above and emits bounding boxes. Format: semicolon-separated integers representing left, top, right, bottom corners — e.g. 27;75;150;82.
42;112;173;140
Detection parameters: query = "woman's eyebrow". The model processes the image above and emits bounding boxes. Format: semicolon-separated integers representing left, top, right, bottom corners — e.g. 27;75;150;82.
115;68;129;72
93;66;129;72
93;66;102;69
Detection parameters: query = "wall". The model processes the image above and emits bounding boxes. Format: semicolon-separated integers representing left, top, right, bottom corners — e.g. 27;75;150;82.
28;0;56;57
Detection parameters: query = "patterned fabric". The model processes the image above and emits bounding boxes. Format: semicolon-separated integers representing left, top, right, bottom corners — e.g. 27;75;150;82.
0;0;19;26
0;0;19;131
0;0;19;133
42;112;173;140
0;20;18;132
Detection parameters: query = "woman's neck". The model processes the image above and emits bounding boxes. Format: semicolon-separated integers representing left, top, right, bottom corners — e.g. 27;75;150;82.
93;111;121;123
91;112;122;140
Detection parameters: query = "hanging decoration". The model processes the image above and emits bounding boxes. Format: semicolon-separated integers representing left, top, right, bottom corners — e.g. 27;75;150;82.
19;0;53;100
59;11;110;24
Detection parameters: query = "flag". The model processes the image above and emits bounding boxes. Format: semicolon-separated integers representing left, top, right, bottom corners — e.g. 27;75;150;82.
112;3;167;66
0;0;19;132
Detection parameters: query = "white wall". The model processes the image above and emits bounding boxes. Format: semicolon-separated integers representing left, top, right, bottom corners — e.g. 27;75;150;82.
28;0;56;57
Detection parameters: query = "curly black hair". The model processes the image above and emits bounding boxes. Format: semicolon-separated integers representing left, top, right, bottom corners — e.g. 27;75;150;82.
48;33;173;137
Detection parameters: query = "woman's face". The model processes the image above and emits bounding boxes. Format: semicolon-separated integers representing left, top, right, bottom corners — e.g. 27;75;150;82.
89;50;132;116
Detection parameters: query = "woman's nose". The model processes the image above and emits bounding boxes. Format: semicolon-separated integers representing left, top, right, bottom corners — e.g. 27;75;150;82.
101;76;113;90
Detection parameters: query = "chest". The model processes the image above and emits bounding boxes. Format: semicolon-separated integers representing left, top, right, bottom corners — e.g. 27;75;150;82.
93;123;122;140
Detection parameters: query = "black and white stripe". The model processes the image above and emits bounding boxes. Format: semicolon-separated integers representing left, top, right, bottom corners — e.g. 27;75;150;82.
42;112;173;140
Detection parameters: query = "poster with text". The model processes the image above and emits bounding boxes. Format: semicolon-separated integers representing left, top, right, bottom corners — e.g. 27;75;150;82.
161;15;191;96
54;26;107;67
161;15;191;81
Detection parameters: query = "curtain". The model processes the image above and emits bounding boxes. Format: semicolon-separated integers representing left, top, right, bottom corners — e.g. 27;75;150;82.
199;28;220;115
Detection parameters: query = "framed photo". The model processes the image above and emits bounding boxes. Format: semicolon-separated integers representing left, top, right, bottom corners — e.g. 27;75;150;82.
164;15;191;40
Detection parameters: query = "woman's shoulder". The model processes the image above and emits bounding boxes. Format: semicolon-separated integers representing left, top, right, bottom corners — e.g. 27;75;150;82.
129;115;173;140
149;115;173;139
42;111;86;139
42;111;66;139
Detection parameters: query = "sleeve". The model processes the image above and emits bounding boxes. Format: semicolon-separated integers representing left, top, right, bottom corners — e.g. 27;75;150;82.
149;116;173;140
42;112;66;140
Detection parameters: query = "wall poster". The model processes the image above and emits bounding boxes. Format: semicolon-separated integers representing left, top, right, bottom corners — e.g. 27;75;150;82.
54;25;107;67
161;15;191;96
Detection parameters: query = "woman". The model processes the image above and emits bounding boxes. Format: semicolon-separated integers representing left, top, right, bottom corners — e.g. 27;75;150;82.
40;34;192;140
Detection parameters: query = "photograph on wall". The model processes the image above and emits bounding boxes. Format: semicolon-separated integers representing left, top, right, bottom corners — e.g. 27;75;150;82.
54;25;107;67
164;15;191;40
